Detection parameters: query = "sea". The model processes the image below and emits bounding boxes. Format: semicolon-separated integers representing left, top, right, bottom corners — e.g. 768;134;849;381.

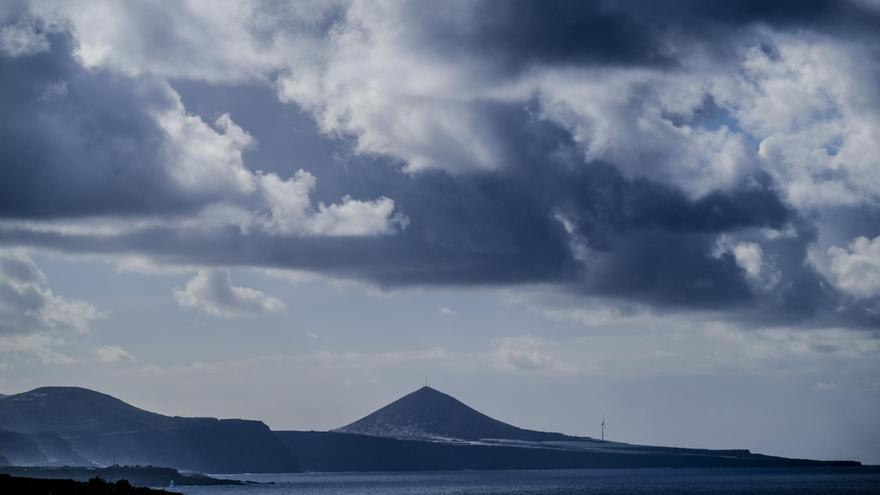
174;467;880;495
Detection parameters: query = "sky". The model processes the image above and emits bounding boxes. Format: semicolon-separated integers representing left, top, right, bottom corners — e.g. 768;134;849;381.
1;0;879;464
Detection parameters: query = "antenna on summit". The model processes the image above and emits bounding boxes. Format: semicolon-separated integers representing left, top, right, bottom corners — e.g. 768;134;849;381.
600;417;606;441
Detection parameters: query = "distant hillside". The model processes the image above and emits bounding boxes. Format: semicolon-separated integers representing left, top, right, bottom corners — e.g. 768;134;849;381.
24;432;90;466
0;430;46;465
276;430;859;472
337;386;573;442
0;387;297;473
0;387;175;437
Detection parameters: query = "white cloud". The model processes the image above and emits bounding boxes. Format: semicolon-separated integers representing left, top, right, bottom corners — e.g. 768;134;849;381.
253;171;399;237
173;268;286;318
0;251;46;284
95;345;138;363
31;0;298;82
154;91;402;237
0;334;75;364
828;235;880;299
157;105;257;197
713;33;880;209
307;195;398;237
490;335;571;373
274;1;525;174
0;16;50;57
732;242;763;279
0;251;103;336
535;67;758;198
711;238;781;293
733;241;781;292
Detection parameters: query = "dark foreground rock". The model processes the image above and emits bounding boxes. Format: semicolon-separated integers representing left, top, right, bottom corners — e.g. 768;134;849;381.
0;465;242;487
0;474;181;495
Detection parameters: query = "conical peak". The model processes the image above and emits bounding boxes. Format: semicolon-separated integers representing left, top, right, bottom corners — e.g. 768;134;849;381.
337;386;573;442
411;385;442;396
395;386;464;408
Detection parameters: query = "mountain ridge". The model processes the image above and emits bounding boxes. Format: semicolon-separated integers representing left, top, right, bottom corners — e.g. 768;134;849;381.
0;385;862;472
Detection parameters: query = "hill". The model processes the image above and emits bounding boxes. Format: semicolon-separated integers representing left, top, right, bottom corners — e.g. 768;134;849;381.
0;387;297;473
336;386;571;442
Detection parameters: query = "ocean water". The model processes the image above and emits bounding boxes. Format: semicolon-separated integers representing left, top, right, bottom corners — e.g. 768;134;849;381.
175;468;880;495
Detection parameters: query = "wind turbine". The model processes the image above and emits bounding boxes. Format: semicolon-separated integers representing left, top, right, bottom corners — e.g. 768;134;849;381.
600;417;606;441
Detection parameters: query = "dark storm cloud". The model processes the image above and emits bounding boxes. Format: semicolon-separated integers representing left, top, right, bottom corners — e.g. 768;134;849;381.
389;0;880;76
403;1;672;72
0;23;199;219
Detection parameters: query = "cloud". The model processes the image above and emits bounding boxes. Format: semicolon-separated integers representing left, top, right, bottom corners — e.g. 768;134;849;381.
499;287;880;379
95;345;138;363
0;12;49;57
829;235;880;299
0;334;74;364
490;335;571;373
174;268;286;318
30;0;305;82
0;9;399;238
0;1;875;329
713;239;782;293
0;250;102;335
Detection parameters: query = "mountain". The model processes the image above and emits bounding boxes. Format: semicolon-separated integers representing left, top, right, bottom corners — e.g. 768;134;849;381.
337;386;572;442
0;387;297;473
0;387;174;437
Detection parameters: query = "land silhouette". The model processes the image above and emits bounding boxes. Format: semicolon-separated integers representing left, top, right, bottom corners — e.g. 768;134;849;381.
0;386;860;475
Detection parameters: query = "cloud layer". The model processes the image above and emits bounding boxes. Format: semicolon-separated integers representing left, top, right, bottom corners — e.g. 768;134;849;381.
0;1;878;329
